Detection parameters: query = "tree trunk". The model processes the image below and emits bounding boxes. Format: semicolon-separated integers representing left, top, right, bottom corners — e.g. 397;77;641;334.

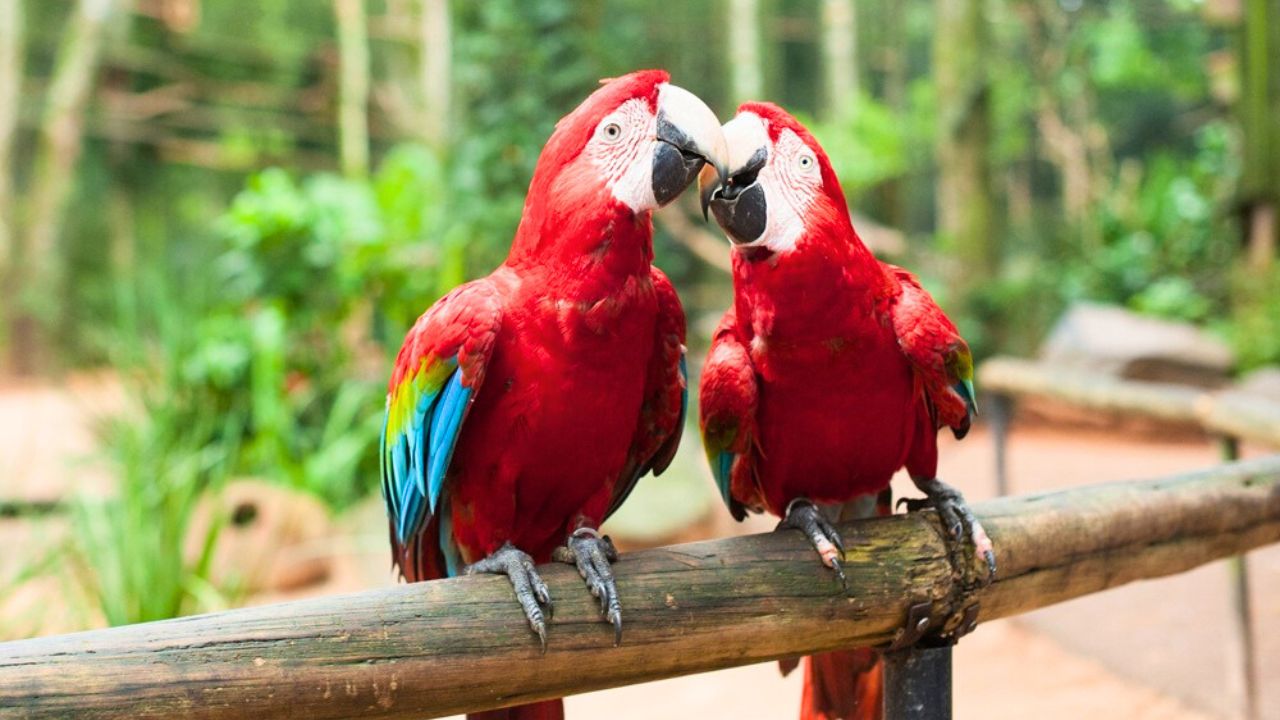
419;0;450;149
11;0;116;375
879;2;907;234
933;0;996;290
333;0;370;177
1239;0;1279;270
727;0;763;104
820;0;857;120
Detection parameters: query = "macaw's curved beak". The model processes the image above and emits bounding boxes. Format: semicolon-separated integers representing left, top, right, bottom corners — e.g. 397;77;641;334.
651;84;729;207
700;144;768;244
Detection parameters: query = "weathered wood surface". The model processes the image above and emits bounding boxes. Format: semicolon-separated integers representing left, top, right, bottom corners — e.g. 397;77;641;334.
1199;390;1280;448
980;356;1280;448
3;457;1280;719
978;356;1205;424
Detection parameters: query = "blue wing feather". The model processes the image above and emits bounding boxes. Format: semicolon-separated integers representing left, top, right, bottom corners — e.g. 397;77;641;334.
427;372;472;514
713;451;735;508
382;358;473;549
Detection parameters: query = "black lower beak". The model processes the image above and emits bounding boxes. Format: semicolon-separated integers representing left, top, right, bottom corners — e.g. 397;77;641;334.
707;181;767;245
652;139;708;207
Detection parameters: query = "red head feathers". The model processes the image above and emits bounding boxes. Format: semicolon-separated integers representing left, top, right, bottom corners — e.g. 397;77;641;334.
700;102;858;255
509;69;727;264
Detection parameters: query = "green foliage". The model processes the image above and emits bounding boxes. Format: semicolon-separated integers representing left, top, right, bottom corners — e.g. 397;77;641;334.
72;402;236;626
1228;269;1280;370
70;270;244;626
968;121;1239;357
94;145;462;521
1088;122;1237;321
806;86;933;194
188;144;463;509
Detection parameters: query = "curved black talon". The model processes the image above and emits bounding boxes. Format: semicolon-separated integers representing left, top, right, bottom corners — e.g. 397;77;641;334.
464;542;553;652
901;477;996;583
554;528;623;646
777;498;848;592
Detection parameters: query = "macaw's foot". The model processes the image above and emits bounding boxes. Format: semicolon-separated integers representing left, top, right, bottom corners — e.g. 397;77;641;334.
900;477;996;583
777;498;848;592
464;542;553;652
553;527;623;646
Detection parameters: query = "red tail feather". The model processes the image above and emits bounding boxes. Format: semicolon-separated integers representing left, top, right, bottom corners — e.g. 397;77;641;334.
468;699;564;720
799;648;883;720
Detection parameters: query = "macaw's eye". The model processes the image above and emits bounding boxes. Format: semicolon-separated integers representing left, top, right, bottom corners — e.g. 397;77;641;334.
602;122;622;142
797;154;815;171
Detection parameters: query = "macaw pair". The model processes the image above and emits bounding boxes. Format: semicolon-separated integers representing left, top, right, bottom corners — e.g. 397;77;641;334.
380;70;992;720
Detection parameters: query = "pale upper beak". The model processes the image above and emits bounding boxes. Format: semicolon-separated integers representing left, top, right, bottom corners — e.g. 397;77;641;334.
650;83;730;207
699;112;772;243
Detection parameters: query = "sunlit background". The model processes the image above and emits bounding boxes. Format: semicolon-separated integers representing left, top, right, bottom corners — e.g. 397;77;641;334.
1;1;1277;718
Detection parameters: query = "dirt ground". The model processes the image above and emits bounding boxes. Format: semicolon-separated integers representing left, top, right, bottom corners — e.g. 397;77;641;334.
2;377;1278;719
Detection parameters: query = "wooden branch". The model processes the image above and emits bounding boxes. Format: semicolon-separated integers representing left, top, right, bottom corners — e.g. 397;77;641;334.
977;356;1206;425
3;458;1280;719
655;204;733;273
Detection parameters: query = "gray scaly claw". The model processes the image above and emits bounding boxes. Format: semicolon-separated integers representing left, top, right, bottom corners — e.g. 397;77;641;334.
777;498;849;592
903;478;997;584
464;542;553;652
555;527;623;646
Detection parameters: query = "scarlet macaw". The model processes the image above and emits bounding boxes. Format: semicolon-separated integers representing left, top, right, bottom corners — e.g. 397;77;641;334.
698;102;993;720
380;70;727;720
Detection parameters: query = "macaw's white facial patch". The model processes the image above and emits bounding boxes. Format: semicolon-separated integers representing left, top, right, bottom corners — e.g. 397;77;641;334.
722;114;823;256
586;97;658;213
759;128;822;254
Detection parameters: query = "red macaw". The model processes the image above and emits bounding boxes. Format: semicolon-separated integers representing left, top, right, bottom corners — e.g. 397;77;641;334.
698;103;994;720
381;70;727;720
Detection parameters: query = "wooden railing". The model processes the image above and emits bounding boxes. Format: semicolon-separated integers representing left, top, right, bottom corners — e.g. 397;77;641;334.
2;457;1279;719
979;355;1280;720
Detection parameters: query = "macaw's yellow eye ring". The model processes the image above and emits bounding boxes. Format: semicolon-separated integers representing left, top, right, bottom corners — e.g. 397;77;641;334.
797;154;815;170
602;122;622;142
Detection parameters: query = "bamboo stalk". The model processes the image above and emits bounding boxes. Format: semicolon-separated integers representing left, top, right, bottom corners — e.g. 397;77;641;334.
820;0;857;119
934;0;996;290
0;0;22;276
2;457;1279;719
727;0;763;104
419;0;450;148
11;0;117;373
333;0;371;177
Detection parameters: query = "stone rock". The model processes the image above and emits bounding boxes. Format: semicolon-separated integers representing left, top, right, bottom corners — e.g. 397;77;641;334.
187;479;333;593
1040;302;1235;388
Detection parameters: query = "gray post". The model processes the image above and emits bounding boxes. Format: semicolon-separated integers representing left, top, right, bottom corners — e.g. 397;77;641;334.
989;393;1013;496
883;645;952;720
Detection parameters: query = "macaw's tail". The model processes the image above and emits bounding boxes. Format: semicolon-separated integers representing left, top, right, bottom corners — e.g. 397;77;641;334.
798;648;883;720
468;700;564;720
